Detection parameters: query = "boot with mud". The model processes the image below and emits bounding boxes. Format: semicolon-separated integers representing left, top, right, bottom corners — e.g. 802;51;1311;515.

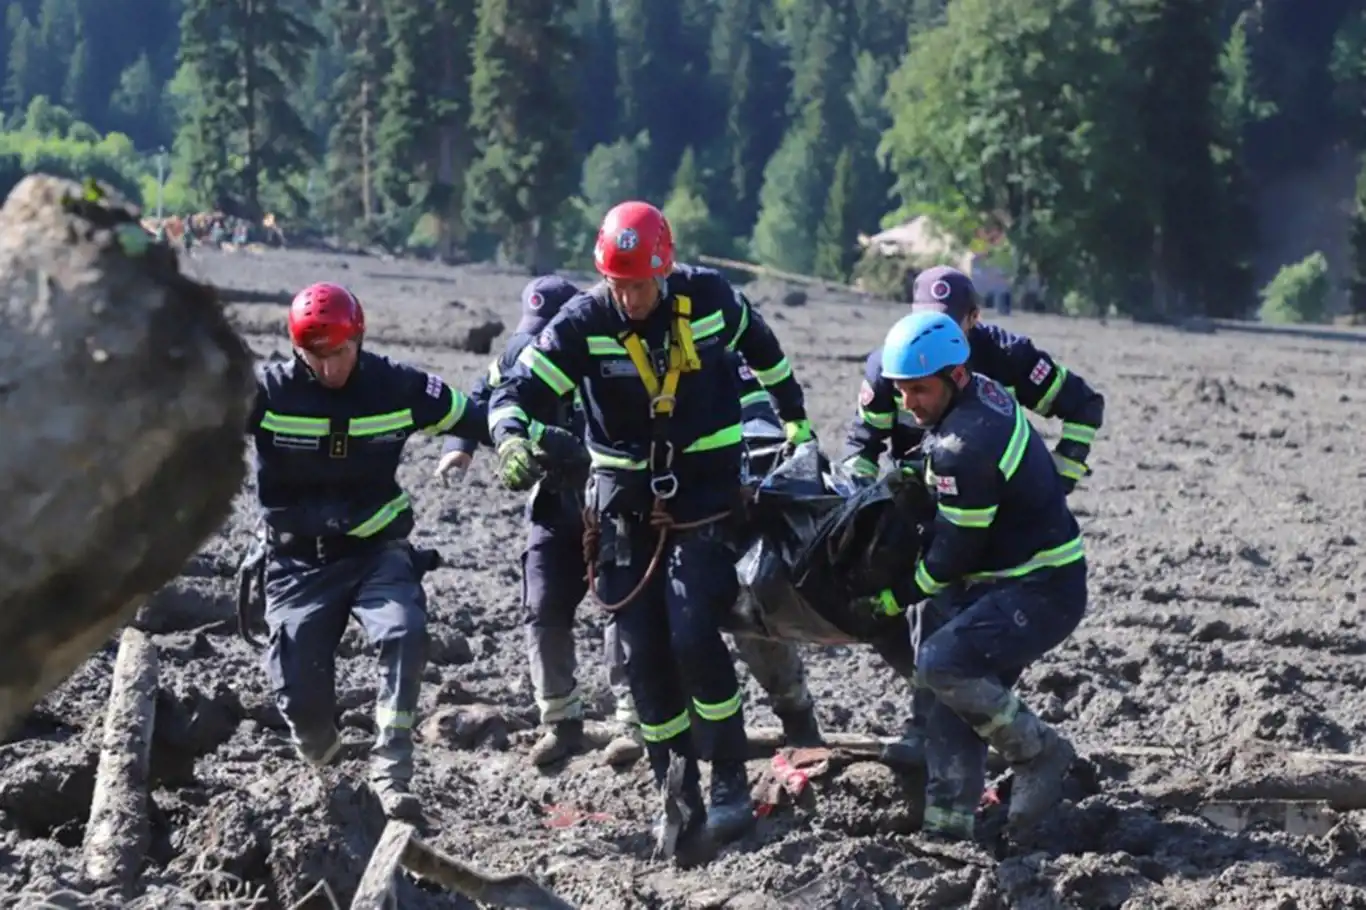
776;704;822;748
653;754;711;866
706;762;755;844
987;706;1076;832
529;718;588;767
603;725;644;767
294;725;343;769
372;777;422;822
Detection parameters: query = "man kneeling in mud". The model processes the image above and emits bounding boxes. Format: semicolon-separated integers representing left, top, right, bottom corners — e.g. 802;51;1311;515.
864;310;1084;841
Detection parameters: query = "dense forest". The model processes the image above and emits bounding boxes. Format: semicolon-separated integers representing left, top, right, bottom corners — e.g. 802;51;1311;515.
2;0;1365;320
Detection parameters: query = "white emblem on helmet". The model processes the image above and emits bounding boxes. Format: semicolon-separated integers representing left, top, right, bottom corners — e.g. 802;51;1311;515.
616;228;638;250
930;279;953;301
528;292;543;310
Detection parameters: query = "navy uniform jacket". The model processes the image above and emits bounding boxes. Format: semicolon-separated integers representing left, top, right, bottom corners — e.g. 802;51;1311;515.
249;351;485;543
907;374;1084;601
488;266;806;519
843;323;1105;480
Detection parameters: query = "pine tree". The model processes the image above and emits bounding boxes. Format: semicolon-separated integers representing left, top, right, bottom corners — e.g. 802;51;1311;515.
814;146;856;281
465;0;578;267
1349;154;1366;318
322;0;386;226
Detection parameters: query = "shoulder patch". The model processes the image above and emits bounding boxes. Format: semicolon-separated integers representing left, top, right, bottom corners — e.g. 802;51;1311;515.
424;373;444;398
934;473;958;496
536;328;556;351
859;380;875;407
1028;357;1051;385
737;363;754;381
976;376;1014;415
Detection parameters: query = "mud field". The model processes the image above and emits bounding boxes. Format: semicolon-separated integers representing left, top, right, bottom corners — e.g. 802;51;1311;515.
3;246;1366;909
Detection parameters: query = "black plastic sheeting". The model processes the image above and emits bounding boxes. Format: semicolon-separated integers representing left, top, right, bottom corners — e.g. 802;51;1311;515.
729;437;933;646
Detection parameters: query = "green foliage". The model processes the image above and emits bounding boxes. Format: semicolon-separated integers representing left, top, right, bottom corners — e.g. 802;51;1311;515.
1348;156;1366;317
0;98;144;202
1258;252;1332;324
850;246;923;301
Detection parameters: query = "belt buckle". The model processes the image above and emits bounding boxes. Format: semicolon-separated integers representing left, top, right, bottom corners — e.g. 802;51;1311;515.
650;394;676;415
649;440;677;499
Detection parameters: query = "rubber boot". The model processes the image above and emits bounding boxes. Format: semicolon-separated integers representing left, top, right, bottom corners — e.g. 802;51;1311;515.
705;762;755;844
987;707;1075;831
528;718;587;767
776;704;822;747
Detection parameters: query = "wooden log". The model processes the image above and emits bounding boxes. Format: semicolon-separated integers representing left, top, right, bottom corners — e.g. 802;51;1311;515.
0;175;254;734
82;628;159;893
349;821;575;910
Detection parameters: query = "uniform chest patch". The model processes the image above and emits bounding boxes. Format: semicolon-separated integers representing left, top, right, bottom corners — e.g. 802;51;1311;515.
272;434;319;451
600;358;641;378
977;376;1014;415
859;380;875;407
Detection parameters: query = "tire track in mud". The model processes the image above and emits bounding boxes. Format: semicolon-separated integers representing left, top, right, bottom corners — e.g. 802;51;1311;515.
2;248;1364;908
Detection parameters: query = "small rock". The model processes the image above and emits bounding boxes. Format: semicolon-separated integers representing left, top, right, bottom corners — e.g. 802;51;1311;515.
419;704;528;750
429;628;474;665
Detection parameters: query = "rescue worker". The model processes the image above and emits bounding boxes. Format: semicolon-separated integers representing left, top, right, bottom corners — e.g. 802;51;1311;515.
248;282;490;821
487;201;815;855
868;310;1084;842
442;277;822;771
841;266;1104;487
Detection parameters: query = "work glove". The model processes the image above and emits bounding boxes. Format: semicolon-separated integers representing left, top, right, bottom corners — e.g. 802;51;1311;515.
496;437;546;491
783;418;815;446
840;455;878;481
855;588;905;617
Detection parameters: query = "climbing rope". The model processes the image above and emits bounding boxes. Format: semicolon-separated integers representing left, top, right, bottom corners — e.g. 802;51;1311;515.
582;497;734;612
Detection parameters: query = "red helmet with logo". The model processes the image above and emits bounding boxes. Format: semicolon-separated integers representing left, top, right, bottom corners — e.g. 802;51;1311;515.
288;282;365;351
593;201;674;281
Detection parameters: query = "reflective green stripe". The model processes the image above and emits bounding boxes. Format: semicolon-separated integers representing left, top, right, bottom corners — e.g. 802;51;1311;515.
1061;422;1096;446
923;805;976;837
347;492;411;538
752;358;792;386
998;405;1029;480
860;408;893;430
692;690;742;722
939;504;997;528
971;689;1019;737
691;310;725;340
1054;453;1087;481
915;560;946;595
726;299;750;350
684;423;741;453
1035;365;1068;416
586;335;628;356
739;390;769;408
586;423;743;470
261;411;329;436
877;589;901;616
375;706;414;730
422;391;468;435
348;410;414;436
518;346;574;396
490;404;528;428
964;535;1084;583
641;709;691;743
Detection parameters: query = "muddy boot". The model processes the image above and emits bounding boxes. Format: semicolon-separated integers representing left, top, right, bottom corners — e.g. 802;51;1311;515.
990;708;1075;832
294;726;343;769
653;754;709;865
921;804;975;842
528;718;587;767
705;762;755;845
776;705;822;747
880;727;927;768
603;725;644;767
373;777;422;822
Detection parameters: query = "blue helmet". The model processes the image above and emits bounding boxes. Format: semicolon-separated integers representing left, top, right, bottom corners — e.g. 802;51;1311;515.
881;310;969;380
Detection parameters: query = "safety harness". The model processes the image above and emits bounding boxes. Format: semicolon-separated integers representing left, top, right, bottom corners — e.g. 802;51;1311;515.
583;294;735;611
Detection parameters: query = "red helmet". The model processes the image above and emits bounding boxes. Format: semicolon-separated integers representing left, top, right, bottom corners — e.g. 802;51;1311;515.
288;282;365;351
593;201;674;281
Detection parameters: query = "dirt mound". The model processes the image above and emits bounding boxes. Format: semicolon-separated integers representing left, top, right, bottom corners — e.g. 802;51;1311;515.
3;250;1365;908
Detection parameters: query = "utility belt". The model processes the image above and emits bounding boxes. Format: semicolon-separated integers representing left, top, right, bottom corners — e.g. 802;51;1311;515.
265;527;399;563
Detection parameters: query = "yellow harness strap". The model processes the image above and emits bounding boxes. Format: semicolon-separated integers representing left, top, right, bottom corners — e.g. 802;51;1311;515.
619;295;701;417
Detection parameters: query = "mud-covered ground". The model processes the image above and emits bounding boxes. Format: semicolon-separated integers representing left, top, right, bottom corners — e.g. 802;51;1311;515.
3;246;1366;908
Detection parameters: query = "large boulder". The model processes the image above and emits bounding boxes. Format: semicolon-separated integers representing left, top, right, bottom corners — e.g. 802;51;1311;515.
0;175;254;733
